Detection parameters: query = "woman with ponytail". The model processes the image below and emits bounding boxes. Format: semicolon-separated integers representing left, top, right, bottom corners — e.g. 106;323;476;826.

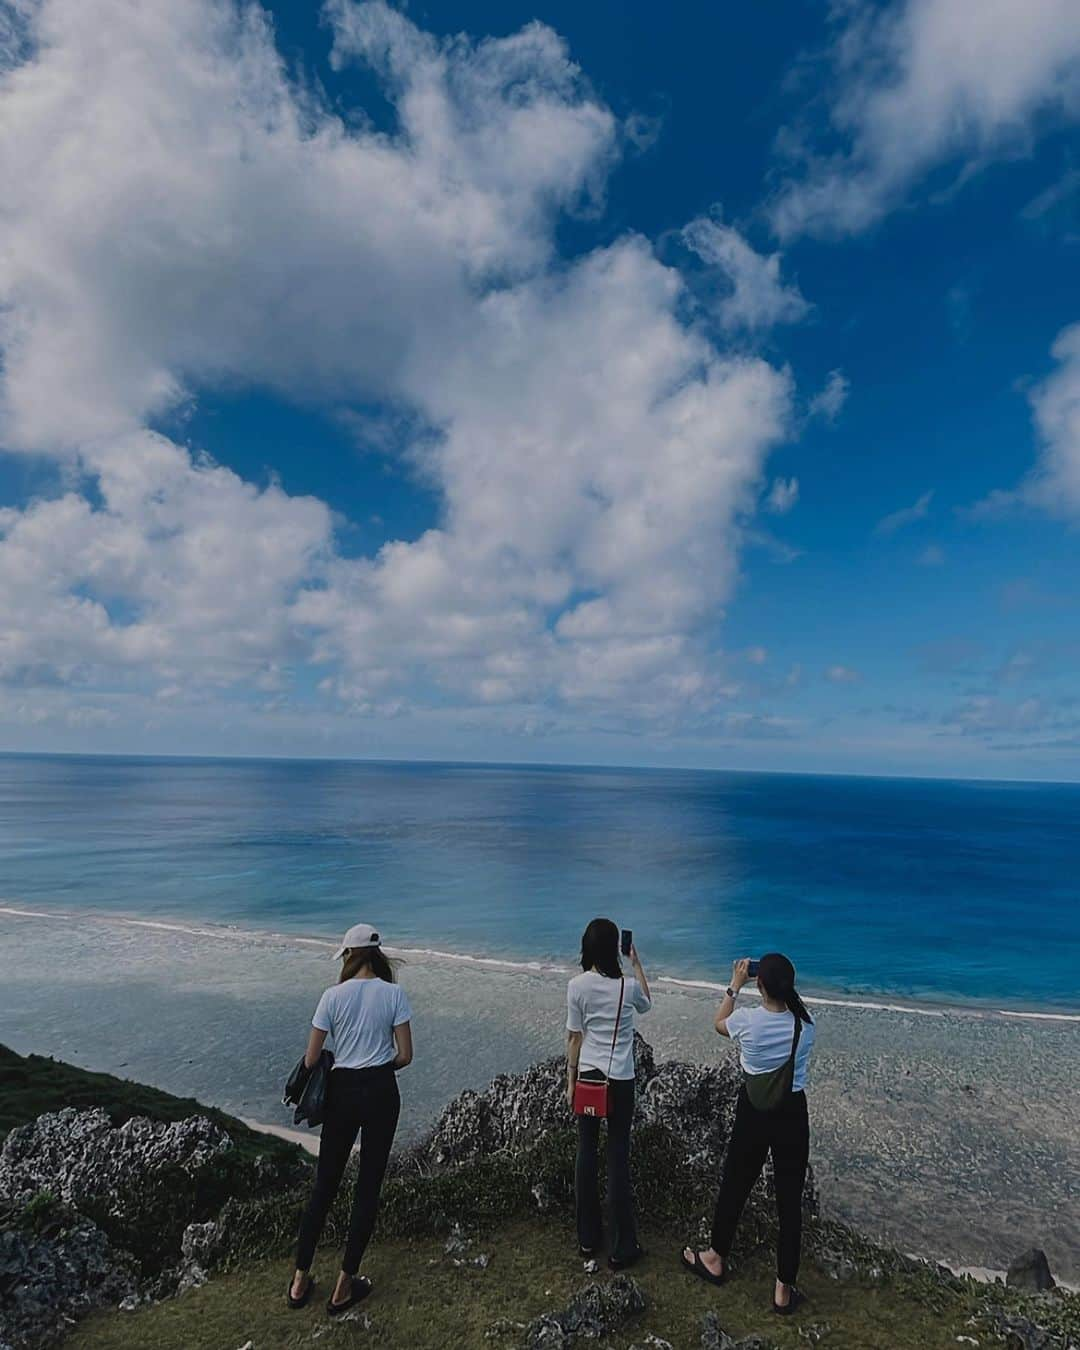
288;923;412;1316
681;952;815;1317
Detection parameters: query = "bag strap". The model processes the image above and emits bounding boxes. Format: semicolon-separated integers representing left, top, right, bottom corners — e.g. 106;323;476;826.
605;978;626;1082
786;1011;802;1084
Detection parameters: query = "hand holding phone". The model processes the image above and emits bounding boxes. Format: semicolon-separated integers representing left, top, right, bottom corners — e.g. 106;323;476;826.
621;928;633;958
746;959;760;978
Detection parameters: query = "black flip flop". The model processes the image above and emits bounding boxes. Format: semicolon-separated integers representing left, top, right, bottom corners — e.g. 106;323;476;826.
680;1250;726;1287
286;1276;315;1309
772;1287;807;1316
609;1246;646;1272
327;1275;373;1316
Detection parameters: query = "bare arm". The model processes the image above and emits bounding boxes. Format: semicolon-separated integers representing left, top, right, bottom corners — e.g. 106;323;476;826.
630;943;651;1002
715;958;750;1038
566;1030;583;1108
392;1021;413;1070
303;1026;328;1070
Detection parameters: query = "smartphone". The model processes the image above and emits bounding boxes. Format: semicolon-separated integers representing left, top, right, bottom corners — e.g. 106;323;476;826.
746;959;760;977
621;929;633;957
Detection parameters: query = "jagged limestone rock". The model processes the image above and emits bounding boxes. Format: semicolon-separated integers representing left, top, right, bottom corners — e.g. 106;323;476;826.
402;1032;815;1221
0;1220;137;1350
700;1312;778;1350
981;1306;1057;1350
522;1274;646;1347
0;1107;232;1219
413;1035;656;1170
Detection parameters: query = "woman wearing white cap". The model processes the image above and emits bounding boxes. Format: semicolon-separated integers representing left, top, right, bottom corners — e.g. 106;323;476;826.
288;922;413;1315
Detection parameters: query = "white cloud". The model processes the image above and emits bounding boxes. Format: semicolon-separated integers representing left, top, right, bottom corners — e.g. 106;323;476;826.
681;214;810;331
0;432;332;689
0;0;616;453
1021;165;1080;225
744;646;768;665
1022;323;1080;514
971;323;1080;518
304;238;792;711
808;369;850;422
874;489;934;535
0;0;795;735
772;0;1080;238
943;692;1078;738
826;664;861;684
764;476;799;514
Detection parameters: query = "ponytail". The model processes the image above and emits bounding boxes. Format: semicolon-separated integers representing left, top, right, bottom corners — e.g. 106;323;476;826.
339;945;398;984
784;987;814;1025
758;951;813;1024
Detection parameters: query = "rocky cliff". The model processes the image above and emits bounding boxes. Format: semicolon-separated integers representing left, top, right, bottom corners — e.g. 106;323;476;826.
1;1040;1075;1350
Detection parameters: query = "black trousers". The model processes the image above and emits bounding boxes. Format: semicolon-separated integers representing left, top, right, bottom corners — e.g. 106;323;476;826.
710;1086;809;1285
575;1073;638;1262
295;1064;400;1275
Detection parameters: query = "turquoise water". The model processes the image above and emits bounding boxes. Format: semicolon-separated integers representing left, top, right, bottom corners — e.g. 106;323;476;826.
1;753;1077;1010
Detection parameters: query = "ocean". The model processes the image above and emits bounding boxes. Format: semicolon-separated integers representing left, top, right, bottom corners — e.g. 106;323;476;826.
1;753;1077;1013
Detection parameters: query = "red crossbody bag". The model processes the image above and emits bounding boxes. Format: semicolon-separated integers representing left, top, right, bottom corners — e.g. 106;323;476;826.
572;977;625;1118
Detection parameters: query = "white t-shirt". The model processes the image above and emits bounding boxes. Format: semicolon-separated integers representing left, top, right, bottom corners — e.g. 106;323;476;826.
312;977;412;1071
725;1004;815;1092
567;971;651;1081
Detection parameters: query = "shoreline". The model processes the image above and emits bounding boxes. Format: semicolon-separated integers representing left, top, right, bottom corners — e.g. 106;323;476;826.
2;902;1078;1282
3;902;1077;1024
237;1115;319;1156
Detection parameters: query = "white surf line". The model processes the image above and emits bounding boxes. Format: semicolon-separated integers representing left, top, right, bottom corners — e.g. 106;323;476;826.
0;905;255;944
3;903;1078;1021
385;943;567;974
0;905;568;975
655;975;951;1018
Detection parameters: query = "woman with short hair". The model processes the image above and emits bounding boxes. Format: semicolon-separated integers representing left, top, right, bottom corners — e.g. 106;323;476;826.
288;922;413;1315
566;917;651;1270
682;952;815;1316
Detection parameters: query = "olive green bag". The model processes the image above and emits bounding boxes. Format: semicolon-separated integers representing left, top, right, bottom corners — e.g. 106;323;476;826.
743;1013;802;1112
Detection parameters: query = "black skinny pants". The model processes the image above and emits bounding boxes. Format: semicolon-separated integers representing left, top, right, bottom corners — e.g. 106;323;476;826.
295;1064;400;1275
575;1073;638;1262
710;1086;809;1285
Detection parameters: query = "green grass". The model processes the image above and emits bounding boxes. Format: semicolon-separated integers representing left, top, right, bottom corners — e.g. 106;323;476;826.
0;1044;299;1168
69;1218;990;1350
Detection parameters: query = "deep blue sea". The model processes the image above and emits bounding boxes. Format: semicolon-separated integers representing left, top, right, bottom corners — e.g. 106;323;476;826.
1;754;1078;1011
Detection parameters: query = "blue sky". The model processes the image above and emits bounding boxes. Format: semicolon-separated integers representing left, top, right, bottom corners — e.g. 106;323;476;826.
0;0;1078;778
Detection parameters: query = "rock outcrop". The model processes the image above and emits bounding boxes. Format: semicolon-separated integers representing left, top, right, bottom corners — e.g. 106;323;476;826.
0;1108;233;1222
0;1107;301;1348
522;1274;646;1347
700;1313;777;1350
1007;1247;1057;1293
401;1031;816;1223
413;1034;656;1169
0;1219;136;1350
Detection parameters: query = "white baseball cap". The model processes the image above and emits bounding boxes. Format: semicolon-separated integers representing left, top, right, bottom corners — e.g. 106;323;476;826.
333;922;383;959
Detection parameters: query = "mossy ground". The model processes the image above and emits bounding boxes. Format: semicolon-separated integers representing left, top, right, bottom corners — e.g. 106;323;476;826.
70;1217;992;1350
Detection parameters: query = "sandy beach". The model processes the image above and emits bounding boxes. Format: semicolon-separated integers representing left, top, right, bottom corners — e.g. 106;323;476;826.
1;905;1077;1282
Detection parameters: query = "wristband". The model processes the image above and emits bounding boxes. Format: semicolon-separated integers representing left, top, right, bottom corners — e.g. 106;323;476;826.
726;985;738;1000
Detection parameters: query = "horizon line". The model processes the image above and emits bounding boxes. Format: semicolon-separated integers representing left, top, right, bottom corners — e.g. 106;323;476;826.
1;745;1078;789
